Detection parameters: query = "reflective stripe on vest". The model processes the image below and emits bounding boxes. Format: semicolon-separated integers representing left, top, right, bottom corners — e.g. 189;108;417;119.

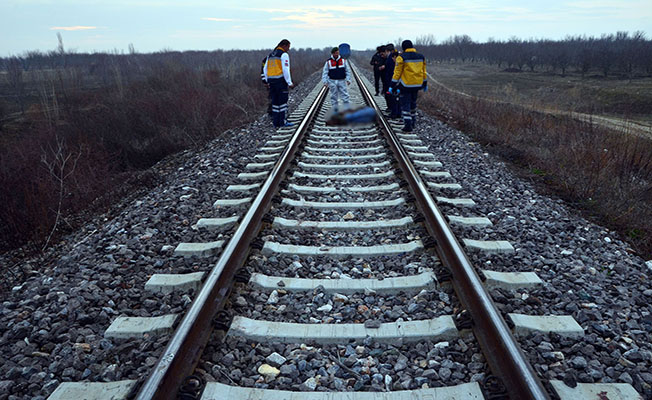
396;49;426;88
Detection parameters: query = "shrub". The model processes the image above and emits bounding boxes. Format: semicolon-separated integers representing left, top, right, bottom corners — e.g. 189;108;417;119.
420;83;652;257
0;48;325;253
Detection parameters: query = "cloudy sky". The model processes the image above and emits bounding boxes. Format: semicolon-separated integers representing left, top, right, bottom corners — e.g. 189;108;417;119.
1;0;651;55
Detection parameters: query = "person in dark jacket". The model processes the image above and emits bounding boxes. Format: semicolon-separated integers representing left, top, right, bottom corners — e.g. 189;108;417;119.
380;43;395;104
382;47;400;118
369;45;385;95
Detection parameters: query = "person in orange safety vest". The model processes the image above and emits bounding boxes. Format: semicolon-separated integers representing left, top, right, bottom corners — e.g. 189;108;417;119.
263;39;295;128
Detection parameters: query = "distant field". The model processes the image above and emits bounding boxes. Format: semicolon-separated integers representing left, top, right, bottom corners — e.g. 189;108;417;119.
428;62;652;136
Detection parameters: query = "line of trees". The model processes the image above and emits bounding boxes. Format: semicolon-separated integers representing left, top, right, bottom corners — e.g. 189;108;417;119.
414;31;652;77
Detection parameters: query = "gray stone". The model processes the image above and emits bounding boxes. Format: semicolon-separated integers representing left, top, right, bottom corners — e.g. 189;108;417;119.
280;364;299;379
569;356;588;369
266;352;287;367
0;381;14;395
439;367;452;380
301;377;318;391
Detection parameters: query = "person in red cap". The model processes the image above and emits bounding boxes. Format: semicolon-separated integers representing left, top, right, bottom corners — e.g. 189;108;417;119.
322;47;351;112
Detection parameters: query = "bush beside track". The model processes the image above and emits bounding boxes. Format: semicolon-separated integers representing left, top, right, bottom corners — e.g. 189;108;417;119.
0;48;326;254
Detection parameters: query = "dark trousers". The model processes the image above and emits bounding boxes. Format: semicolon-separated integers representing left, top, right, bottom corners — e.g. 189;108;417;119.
373;69;381;94
389;93;401;117
381;78;390;98
269;79;288;128
383;78;391;94
399;88;419;129
381;78;394;114
383;86;400;117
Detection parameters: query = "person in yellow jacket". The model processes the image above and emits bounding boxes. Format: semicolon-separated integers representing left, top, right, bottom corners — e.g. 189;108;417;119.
263;39;294;128
390;40;427;132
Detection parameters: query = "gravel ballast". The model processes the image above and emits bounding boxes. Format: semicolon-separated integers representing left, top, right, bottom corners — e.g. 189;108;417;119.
0;73;320;400
0;68;650;399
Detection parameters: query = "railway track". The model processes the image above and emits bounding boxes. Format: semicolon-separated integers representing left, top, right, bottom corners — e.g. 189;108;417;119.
45;66;645;400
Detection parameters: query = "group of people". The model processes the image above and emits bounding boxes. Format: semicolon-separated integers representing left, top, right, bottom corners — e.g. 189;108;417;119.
371;40;427;132
261;39;427;132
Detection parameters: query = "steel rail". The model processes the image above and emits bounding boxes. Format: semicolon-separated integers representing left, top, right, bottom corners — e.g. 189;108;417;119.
351;64;550;400
135;85;329;400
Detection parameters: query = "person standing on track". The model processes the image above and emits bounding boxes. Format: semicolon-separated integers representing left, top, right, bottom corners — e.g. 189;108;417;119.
391;40;427;132
383;48;400;119
369;45;385;96
263;39;294;128
322;47;352;112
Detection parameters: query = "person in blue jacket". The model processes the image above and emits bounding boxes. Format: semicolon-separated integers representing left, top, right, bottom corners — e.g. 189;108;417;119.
326;106;377;126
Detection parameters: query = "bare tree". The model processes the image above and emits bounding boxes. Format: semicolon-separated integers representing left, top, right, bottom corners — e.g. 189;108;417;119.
415;34;437;47
37;77;60;130
57;32;66;68
40;135;81;251
386;31;652;77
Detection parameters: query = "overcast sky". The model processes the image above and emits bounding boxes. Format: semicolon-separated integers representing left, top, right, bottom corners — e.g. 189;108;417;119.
1;0;651;56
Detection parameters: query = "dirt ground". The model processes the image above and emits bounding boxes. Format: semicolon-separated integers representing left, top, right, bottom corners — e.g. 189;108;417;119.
427;62;652;140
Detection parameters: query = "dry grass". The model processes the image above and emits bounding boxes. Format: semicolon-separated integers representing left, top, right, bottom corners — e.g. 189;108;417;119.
0;49;325;253
420;82;652;258
428;62;652;131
